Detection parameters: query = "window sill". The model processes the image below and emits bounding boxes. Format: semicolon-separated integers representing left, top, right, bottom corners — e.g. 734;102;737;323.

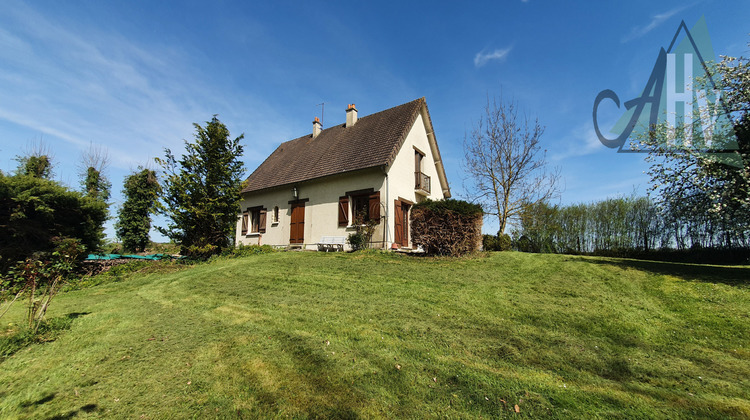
245;232;261;237
271;222;279;226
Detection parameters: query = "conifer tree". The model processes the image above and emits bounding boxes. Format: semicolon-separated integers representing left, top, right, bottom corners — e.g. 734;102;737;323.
115;168;160;253
156;116;244;258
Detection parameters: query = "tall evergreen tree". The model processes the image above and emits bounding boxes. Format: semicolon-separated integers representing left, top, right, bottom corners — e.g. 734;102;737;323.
156;116;245;258
115;168;160;253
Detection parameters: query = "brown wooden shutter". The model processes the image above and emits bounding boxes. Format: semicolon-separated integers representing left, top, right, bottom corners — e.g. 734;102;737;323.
241;211;248;235
368;191;380;222
259;208;267;233
338;196;349;226
394;199;403;246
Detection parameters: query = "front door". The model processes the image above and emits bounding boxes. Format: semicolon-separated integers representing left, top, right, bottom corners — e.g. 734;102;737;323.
394;200;410;247
290;201;305;244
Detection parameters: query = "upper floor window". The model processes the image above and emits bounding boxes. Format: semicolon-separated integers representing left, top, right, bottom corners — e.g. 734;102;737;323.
415;149;424;173
414;149;430;194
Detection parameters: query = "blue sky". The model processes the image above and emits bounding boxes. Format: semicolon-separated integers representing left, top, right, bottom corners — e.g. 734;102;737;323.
1;0;748;238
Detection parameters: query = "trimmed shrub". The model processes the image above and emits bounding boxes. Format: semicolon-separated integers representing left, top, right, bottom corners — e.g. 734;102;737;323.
514;235;534;253
411;199;483;256
224;244;275;257
484;233;512;251
497;233;512;251
483;235;499;251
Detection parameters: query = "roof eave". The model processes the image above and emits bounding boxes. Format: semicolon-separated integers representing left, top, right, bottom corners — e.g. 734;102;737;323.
418;101;451;198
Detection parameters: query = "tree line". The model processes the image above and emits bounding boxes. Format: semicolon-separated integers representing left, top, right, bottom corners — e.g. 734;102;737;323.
1;116;244;337
472;44;749;263
1;115;245;274
514;194;749;252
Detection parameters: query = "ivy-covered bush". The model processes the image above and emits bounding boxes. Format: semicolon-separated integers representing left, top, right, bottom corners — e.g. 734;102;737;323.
410;199;483;256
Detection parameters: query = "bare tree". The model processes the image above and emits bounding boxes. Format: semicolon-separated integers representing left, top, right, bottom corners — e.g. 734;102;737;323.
463;95;560;234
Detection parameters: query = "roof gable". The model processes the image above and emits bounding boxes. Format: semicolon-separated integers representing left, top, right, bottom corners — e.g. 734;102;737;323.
241;97;437;194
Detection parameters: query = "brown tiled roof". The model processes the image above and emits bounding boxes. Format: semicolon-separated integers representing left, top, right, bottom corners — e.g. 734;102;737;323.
241;97;426;193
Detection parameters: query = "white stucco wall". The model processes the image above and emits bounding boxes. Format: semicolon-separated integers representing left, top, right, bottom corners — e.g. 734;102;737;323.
236;105;450;250
383;112;447;247
236;168;387;250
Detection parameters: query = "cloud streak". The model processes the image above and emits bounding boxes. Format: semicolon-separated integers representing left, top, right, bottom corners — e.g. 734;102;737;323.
621;5;690;43
550;120;610;161
0;0;293;240
474;46;513;67
0;1;290;174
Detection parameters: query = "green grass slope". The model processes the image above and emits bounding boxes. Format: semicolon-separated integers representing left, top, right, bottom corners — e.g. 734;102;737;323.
1;252;748;419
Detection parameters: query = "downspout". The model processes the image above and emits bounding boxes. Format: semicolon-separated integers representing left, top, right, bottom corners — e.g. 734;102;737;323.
382;164;389;248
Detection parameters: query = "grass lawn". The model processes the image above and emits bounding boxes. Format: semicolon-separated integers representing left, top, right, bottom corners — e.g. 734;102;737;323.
0;251;748;419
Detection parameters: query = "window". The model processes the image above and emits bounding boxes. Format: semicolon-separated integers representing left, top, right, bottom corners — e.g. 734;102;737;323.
273;206;279;223
414;149;430;194
247;206;267;234
250;208;260;232
352;194;369;223
415;149;424;173
341;189;380;225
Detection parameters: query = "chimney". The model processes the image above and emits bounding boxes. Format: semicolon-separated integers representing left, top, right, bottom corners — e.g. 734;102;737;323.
346;103;358;127
312;116;322;138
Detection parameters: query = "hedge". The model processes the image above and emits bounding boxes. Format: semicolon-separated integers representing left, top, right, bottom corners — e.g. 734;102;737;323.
410;199;483;256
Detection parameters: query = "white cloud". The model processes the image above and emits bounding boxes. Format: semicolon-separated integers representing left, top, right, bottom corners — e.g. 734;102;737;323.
550;120;611;161
621;5;691;43
0;0;288;174
0;1;292;240
474;46;513;67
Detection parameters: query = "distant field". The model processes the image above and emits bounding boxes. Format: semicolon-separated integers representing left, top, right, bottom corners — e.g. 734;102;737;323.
1;251;748;419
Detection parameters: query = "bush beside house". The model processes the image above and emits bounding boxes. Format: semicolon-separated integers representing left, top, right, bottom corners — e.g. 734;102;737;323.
410;199;483;256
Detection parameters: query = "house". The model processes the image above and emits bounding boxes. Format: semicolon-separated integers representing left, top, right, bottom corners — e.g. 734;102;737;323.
236;97;451;250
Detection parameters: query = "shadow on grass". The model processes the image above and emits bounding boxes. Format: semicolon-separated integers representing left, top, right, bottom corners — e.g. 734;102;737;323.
65;312;90;319
20;392;56;407
587;258;750;288
242;331;365;418
17;392;98;420
45;403;98;420
0;312;91;362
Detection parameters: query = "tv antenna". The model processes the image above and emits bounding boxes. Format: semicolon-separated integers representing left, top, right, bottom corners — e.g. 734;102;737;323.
317;102;325;126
